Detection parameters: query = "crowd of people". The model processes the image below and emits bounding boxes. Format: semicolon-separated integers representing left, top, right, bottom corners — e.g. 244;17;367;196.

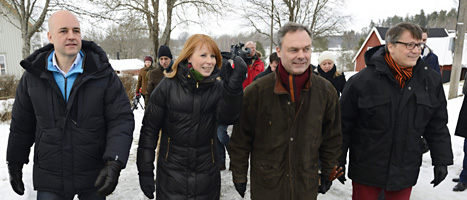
6;9;467;200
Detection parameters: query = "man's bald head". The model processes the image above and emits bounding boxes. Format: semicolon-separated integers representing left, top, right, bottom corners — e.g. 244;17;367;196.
48;10;80;32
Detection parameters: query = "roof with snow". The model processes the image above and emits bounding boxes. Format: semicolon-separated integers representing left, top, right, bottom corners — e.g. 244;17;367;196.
109;59;144;71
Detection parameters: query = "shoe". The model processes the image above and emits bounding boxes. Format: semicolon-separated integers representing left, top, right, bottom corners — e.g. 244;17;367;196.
453;182;467;191
220;164;226;171
453;178;460;182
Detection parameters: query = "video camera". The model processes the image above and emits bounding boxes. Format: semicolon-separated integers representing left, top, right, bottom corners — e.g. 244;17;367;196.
230;42;253;65
131;93;144;111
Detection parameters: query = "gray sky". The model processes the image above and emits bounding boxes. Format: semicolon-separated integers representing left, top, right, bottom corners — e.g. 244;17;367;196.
171;0;458;38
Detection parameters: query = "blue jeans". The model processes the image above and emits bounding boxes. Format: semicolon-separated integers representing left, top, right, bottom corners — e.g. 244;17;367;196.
37;190;105;200
217;124;230;165
460;138;467;184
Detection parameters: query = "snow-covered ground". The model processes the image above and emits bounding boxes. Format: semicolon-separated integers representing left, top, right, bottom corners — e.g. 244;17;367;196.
0;83;466;200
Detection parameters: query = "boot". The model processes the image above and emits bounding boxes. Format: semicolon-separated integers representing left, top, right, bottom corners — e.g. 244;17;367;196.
453;182;467;191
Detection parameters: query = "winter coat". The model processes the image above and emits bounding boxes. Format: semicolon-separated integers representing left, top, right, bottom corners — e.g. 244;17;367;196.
229;67;342;200
253;66;273;81
137;61;243;200
316;64;346;97
7;41;134;196
340;45;453;191
136;65;154;95
243;52;265;89
421;47;441;74
146;62;173;106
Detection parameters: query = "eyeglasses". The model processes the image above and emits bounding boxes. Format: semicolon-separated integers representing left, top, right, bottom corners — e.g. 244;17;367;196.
393;41;425;50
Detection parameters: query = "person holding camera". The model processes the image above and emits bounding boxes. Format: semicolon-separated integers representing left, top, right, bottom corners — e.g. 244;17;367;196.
136;56;154;104
137;34;247;199
229;22;342;199
242;41;265;89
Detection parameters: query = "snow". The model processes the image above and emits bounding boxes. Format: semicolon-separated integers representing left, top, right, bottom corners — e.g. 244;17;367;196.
109;59;144;72
0;83;466;200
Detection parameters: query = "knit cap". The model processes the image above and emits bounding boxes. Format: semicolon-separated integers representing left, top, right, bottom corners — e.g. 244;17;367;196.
144;56;153;64
158;45;173;59
318;51;336;65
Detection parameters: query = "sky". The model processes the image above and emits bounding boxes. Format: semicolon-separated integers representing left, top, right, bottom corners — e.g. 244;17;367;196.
172;0;459;38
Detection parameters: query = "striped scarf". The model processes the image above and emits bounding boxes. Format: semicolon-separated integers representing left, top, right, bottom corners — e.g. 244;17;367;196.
384;52;413;88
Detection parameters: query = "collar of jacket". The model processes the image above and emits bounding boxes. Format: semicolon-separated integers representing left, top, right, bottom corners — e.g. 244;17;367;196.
20;40;111;79
317;64;337;78
273;63;312;95
177;60;220;91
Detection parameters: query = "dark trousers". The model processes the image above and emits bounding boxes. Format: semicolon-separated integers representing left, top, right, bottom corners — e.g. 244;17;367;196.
216;124;230;165
37;190;105;200
460;138;467;184
352;182;412;200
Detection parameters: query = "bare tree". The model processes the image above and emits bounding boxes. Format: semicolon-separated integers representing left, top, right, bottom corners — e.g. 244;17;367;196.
159;0;229;46
0;0;51;58
241;0;349;49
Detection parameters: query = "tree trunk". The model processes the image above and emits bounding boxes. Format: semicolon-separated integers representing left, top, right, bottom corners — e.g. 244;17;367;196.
161;0;176;46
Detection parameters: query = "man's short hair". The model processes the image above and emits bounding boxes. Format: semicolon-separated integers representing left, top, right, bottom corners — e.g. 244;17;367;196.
385;22;423;51
269;52;280;63
420;27;429;35
277;22;312;49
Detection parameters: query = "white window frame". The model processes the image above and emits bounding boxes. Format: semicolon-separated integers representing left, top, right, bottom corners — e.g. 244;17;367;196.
0;54;6;75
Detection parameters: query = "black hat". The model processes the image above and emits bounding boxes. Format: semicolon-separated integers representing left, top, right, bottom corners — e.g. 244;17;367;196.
158;45;173;59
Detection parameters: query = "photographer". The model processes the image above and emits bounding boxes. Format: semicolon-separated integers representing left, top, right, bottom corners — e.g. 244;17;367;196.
238;41;265;89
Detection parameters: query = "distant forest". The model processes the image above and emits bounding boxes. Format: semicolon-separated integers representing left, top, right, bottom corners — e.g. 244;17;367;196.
370;8;458;30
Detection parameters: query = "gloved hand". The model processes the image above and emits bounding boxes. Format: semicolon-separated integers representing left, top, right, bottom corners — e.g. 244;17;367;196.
430;165;448;187
234;182;247;198
318;173;333;194
94;160;123;196
224;56;247;94
139;175;155;199
8;163;24;195
337;165;346;184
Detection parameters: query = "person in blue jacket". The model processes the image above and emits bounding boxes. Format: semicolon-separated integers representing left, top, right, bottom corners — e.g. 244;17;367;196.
6;10;134;200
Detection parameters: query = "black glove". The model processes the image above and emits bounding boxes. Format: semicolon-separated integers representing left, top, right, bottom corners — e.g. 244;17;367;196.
234;182;247;198
337;165;346;184
94;160;123;196
139;175;155;199
224;56;247;93
318;173;333;194
8;163;24;195
430;165;448;187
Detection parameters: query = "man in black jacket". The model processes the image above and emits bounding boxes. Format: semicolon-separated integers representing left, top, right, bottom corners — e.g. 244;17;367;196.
253;52;280;81
6;10;134;200
339;22;453;200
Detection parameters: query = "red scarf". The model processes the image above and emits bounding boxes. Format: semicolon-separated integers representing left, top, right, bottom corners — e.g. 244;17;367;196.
278;62;310;105
384;52;413;88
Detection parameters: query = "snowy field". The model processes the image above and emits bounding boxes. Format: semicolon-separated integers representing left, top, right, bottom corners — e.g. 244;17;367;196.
0;83;466;200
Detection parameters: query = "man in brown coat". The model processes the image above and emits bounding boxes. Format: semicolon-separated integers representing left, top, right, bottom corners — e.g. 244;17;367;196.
228;22;342;200
145;45;173;106
136;56;154;103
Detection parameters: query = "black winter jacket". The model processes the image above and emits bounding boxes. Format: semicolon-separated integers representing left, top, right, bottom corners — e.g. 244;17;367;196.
340;45;453;191
7;41;134;196
137;61;243;200
316;65;346;97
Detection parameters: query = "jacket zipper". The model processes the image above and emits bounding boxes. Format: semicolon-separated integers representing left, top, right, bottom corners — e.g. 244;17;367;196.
211;139;215;163
64;76;68;102
165;137;171;161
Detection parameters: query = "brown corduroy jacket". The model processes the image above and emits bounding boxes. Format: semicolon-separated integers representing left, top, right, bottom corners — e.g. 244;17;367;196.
229;67;342;200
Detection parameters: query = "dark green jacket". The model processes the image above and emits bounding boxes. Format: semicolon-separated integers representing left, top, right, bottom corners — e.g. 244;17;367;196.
229;67;342;200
